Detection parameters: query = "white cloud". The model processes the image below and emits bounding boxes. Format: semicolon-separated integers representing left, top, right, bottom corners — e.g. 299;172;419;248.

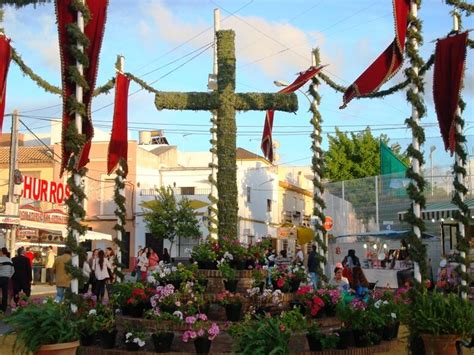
4;8;60;72
138;1;336;80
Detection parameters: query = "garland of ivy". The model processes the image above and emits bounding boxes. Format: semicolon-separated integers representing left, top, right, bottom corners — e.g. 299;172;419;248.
446;0;474;15
112;158;127;279
207;112;219;238
62;0;91;289
404;0;428;282
308;48;327;283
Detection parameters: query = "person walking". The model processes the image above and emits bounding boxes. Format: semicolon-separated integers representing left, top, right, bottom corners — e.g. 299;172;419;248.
80;252;92;294
137;247;149;281
0;248;14;312
45;246;56;286
92;250;112;302
11;247;32;304
105;247;116;298
148;247;159;271
53;249;72;303
307;245;318;290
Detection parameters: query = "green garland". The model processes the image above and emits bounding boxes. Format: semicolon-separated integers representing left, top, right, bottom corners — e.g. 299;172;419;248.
112;158;127;279
404;0;428;282
309;48;328;283
207;109;219;237
446;0;474;15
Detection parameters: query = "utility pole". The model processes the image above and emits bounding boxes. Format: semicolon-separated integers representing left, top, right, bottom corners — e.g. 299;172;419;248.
7;110;19;252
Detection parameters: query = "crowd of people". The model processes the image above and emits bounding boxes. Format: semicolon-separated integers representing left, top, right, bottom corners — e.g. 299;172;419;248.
133;246;171;280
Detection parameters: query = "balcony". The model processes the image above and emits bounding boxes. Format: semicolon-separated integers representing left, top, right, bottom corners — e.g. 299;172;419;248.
139;187;211;196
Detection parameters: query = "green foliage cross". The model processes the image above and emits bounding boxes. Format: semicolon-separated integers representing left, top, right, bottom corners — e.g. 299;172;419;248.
155;30;298;241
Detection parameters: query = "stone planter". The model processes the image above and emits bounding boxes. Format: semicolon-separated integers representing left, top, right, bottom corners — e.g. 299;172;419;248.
36;340;80;355
421;334;460;355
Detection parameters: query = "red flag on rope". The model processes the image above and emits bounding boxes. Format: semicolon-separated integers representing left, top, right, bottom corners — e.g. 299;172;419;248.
107;72;130;175
433;32;468;155
261;65;326;162
0;34;11;133
56;0;108;177
341;0;410;108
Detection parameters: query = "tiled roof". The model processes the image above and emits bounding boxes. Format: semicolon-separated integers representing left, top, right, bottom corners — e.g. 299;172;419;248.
0;146;53;165
236;147;268;162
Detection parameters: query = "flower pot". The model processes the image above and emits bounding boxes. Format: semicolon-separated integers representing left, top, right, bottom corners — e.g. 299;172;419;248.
231;259;247;270
306;334;323;351
152;332;174;353
353;329;371;348
100;329;117;349
129;303;145;318
120;304;131;316
391;321;400;339
421;334;460;355
335;328;353;350
223;279;238;292
382;325;393;341
194;337;212;354
80;332;96;346
36;340;80;355
198;261;216;270
225;303;242;321
324;305;336;317
125;342;141;352
160;304;177;314
372;328;383;345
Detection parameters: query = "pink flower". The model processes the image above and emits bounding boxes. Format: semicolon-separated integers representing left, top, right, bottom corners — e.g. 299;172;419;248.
185;316;197;325
198;313;208;321
175;301;181;307
208;323;220;341
197;329;205;337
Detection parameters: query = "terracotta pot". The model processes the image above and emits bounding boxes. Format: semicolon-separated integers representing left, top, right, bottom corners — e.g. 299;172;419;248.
421;334;460;355
35;340;80;355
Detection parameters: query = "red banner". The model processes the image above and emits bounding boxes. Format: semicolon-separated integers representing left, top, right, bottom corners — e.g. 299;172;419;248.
56;0;108;177
433;32;468;154
0;34;12;133
108;72;130;175
341;0;410;108
261;65;325;162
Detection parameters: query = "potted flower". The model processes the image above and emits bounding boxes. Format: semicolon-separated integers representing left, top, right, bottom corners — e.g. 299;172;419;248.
126;286;149;317
191;241;218;269
4;299;80;355
246;287;282;316
149;312;182;353
182;313;220;354
150;284;179;314
316;288;341;317
251;265;267;291
217;258;238;291
74;292;99;346
306;322;339;351
95;303;117;349
295;285;325;318
373;291;400;340
406;291;474;355
287;264;308;292
124;327;147;352
216;290;244;321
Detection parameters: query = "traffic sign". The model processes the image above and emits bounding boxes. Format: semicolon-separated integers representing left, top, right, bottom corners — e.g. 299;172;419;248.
324;216;333;231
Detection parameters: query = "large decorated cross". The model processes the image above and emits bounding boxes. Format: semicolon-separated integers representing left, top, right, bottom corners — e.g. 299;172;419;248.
155;30;298;241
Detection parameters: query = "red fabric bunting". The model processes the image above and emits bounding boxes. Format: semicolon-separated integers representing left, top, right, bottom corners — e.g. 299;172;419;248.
56;0;108;177
261;65;326;162
341;0;410;108
0;34;12;133
107;72;130;175
433;32;468;155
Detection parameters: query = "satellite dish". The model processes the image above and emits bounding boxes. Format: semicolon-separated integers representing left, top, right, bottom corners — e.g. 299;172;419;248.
273;153;280;162
272;141;280;149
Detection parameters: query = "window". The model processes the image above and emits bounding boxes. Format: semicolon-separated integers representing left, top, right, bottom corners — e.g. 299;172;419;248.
100;178;116;216
180;187;195;195
246;186;251;202
267;199;272;212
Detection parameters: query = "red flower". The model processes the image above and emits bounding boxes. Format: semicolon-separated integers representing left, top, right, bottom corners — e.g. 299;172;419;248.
279;323;286;332
312;296;325;308
276;278;285;288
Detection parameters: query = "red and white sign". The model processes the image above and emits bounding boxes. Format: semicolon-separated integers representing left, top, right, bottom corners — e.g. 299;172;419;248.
324;216;334;231
22;176;71;204
19;205;67;225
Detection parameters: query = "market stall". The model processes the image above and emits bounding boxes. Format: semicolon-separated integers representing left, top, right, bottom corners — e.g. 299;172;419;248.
328;230;439;288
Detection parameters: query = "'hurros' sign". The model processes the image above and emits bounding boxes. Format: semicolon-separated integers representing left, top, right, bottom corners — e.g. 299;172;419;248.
22;176;71;204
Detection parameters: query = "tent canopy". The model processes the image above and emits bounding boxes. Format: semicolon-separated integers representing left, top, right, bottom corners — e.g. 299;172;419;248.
332;230;437;244
19;220;112;242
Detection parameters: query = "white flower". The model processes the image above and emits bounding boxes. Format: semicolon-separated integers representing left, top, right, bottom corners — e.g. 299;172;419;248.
171;266;177;272
165;268;171;275
160;273;166;278
184;248;192;255
262;265;269;270
223;252;234;260
147;275;156;284
159;261;164;266
126;332;132;339
71;304;78;314
178;262;183;266
173;310;184;320
88;309;97;316
137;339;145;347
374;300;382;309
391;313;397;319
383;300;389;305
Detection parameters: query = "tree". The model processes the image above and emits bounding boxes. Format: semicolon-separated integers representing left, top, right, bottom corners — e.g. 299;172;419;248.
324;127;407;181
141;186;201;254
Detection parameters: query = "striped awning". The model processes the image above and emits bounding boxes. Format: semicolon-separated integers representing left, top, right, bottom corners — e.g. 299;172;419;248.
398;198;474;222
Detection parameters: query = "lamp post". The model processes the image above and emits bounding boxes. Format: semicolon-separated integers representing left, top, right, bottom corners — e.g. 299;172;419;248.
430;145;436;196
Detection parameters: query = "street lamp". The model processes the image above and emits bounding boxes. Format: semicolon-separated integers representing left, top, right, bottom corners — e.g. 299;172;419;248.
430;145;436;196
273;80;312;106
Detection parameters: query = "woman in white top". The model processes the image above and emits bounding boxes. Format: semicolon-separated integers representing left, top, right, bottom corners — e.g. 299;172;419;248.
93;250;112;302
80;252;92;294
137;247;149;281
329;266;350;292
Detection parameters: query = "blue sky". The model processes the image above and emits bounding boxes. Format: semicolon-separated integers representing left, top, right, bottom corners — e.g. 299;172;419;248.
2;0;473;169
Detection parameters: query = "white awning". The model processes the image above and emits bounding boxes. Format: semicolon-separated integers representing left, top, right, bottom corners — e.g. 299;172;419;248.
18;220;112;242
